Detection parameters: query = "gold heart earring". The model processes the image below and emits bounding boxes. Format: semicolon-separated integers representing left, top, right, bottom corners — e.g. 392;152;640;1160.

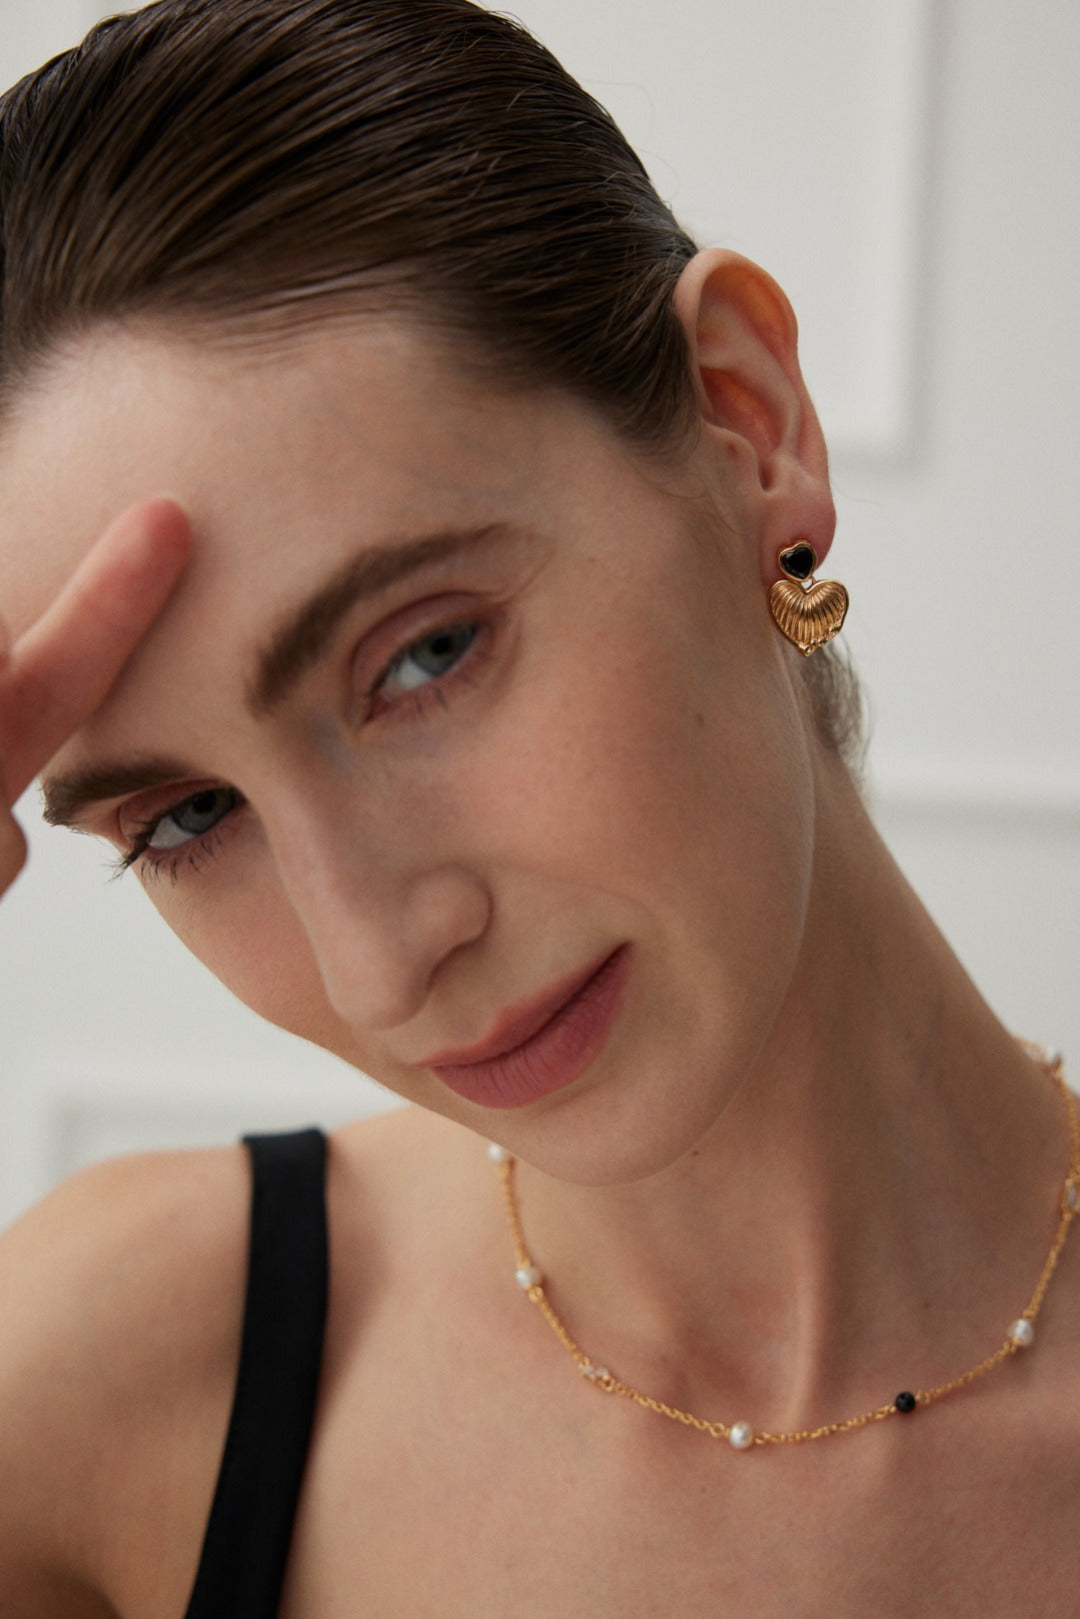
768;542;849;657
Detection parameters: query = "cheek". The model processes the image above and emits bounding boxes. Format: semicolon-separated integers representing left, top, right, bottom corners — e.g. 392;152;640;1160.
452;626;819;1183
139;848;347;1051
470;598;815;935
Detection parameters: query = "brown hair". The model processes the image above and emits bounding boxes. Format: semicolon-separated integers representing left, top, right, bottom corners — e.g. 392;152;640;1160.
0;0;862;762
0;0;699;443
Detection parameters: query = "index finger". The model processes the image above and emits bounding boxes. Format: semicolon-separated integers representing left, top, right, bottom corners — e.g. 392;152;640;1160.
1;499;191;803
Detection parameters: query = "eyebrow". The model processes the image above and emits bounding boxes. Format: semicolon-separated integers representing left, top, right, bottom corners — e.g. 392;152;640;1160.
41;756;197;830
40;521;514;830
250;521;513;715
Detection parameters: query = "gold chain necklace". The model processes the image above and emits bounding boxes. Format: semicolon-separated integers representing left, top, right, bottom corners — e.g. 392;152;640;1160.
491;1051;1080;1452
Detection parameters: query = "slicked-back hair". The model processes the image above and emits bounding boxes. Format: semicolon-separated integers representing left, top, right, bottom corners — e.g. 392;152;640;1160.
0;0;699;447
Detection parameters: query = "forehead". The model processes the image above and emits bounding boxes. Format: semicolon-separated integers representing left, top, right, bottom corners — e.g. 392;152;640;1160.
0;317;563;643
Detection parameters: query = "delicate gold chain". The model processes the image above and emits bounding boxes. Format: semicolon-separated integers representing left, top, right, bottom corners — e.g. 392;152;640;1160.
492;1052;1080;1451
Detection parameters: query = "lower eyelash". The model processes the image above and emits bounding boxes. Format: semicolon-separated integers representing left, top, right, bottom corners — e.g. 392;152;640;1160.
366;617;492;725
145;826;229;886
402;681;453;723
110;821;230;884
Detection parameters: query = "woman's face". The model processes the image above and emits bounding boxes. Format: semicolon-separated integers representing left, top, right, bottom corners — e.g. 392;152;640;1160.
0;318;818;1183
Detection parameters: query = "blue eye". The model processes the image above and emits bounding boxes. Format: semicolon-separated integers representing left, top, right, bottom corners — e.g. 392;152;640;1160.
148;787;241;850
378;623;478;700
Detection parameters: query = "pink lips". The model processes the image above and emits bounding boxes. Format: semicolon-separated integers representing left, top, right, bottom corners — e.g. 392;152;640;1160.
422;946;629;1110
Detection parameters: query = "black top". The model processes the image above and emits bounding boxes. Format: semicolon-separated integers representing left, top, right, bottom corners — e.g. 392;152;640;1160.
183;1128;329;1619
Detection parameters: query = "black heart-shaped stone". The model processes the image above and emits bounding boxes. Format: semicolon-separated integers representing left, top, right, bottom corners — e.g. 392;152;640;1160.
778;542;817;582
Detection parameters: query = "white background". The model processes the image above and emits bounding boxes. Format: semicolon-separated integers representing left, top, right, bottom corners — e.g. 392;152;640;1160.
0;0;1077;1229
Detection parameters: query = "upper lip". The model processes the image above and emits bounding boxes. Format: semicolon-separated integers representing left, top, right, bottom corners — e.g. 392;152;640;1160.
419;948;618;1069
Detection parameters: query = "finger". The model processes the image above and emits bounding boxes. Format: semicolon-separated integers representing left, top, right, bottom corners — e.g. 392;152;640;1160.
0;799;28;893
1;499;191;802
0;739;28;891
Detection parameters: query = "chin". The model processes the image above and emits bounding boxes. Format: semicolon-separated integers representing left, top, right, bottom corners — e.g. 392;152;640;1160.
481;1041;753;1189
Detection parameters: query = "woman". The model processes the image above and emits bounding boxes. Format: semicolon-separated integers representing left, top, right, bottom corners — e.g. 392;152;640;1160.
0;1;1077;1614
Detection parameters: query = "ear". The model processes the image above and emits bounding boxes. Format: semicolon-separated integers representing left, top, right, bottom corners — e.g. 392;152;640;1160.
672;249;835;582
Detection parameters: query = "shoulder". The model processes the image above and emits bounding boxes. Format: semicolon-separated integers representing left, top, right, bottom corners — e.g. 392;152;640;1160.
321;1103;512;1372
325;1103;490;1276
0;1106;487;1613
0;1141;251;1612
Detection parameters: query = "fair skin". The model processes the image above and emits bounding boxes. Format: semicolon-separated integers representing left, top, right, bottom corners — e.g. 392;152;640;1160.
0;252;1077;1618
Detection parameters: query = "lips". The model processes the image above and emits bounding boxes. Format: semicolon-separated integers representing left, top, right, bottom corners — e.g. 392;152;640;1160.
421;948;616;1067
421;946;629;1110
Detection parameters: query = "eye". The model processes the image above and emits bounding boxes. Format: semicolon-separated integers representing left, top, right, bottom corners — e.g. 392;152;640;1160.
367;618;485;722
114;784;246;881
145;787;241;850
371;621;480;711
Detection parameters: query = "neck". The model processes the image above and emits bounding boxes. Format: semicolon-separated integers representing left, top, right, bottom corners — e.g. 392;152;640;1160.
510;767;1068;1433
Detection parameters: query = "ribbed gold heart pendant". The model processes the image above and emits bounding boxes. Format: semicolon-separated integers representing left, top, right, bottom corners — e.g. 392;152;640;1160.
768;545;849;657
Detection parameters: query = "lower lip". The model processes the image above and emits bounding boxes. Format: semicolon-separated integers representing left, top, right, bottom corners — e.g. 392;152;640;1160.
431;947;630;1110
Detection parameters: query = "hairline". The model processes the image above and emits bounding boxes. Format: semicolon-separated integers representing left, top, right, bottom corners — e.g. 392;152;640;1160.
0;284;702;469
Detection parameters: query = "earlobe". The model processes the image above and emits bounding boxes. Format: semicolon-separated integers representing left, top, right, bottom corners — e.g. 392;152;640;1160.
672;249;835;575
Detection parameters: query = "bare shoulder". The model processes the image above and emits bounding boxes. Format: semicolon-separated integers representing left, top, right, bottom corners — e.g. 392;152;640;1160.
329;1099;475;1184
0;1142;251;1615
0;1106;492;1615
320;1103;500;1355
327;1103;491;1264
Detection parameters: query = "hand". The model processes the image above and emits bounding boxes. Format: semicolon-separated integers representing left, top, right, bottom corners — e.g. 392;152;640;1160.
0;500;191;896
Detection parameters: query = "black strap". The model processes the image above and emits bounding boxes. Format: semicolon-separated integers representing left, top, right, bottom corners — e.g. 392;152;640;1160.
184;1129;329;1619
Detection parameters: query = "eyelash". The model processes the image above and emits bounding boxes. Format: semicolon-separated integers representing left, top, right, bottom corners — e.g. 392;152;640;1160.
115;612;491;881
113;811;235;884
362;616;487;725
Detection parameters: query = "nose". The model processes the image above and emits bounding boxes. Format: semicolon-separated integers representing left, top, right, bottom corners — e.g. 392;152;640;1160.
264;784;491;1033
